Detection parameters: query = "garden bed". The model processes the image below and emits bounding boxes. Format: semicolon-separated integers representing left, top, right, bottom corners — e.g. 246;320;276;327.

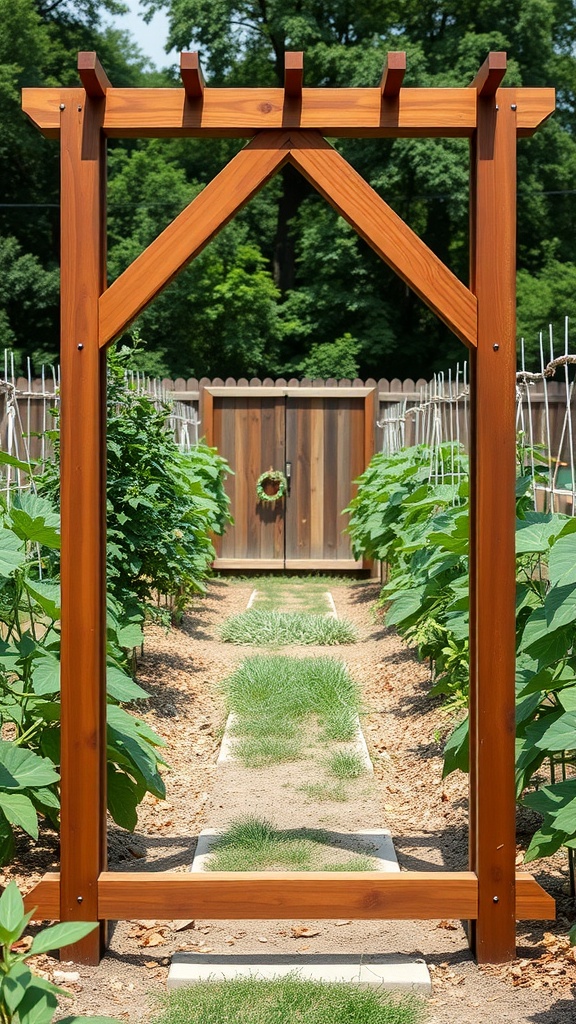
7;579;576;1023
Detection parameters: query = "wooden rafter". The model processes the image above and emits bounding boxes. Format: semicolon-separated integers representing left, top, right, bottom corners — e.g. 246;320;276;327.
287;132;477;348
380;52;406;97
285;52;304;98
470;52;507;96
77;51;111;97
180;52;205;99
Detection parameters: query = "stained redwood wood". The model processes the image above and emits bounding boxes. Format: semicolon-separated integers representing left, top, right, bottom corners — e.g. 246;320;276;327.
99;133;292;346
287;133;477;348
77;52;111;97
23;870;554;923
470;92;518;963
247;401;262;559
98;871;478;920
380;52;406;97
323;399;339;559
59;91;107;965
470;52;506;96
336;401;351;559
285;52;304;98
23;874;60;919
204;386;373;398
22;87;555;140
180;52;205;99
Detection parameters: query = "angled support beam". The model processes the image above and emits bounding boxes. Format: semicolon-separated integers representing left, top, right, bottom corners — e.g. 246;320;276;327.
285;52;304;98
470;52;506;96
77;51;111;97
380;52;406;97
99;131;293;346
287;132;477;348
180;52;205;99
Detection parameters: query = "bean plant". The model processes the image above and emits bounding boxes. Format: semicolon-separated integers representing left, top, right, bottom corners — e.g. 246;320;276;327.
346;442;576;922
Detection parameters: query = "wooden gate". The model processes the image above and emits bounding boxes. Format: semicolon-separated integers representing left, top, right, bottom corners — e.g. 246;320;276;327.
205;383;374;570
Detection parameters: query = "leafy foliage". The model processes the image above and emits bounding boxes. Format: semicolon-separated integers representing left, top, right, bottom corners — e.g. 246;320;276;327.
0;482;167;858
347;442;576;868
0;880;119;1024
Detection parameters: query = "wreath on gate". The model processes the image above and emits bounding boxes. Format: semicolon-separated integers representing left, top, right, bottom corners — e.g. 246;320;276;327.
256;469;287;503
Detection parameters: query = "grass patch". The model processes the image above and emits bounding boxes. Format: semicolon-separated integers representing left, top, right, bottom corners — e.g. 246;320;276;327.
233;734;303;767
252;578;334;615
220;609;357;646
152;975;424;1024
221;656;362;767
300;781;349;802
206;816;377;872
326;750;367;779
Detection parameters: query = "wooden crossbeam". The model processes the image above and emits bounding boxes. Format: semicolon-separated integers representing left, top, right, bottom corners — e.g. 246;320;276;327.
287;132;477;348
22;86;555;140
285;52;304;98
381;52;406;97
77;52;111;97
23;871;554;923
471;52;507;96
99;131;292;346
180;52;205;99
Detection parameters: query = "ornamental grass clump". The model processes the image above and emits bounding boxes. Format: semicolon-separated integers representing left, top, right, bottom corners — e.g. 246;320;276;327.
219;609;357;646
206;816;376;872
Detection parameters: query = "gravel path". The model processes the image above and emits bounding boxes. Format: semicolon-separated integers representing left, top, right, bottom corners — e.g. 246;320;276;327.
8;578;576;1022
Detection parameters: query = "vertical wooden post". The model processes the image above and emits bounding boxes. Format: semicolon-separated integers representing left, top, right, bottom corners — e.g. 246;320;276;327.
469;91;517;962
59;89;107;964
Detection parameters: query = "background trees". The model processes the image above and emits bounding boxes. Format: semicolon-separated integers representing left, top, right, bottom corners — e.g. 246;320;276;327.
2;0;576;378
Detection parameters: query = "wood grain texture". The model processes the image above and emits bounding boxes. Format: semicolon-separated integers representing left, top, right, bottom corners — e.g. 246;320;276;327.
470;92;518;963
77;52;111;98
23;874;61;920
287;133;477;348
23;870;553;923
470;52;506;96
59;92;107;964
180;52;205;99
285;52;304;98
98;871;479;920
21;87;555;141
205;386;373;398
98;133;292;346
380;52;406;97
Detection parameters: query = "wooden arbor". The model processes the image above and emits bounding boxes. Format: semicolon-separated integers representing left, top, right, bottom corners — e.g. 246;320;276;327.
22;51;556;966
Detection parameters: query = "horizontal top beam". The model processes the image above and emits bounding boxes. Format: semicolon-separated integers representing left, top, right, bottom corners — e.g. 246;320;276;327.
22;86;555;140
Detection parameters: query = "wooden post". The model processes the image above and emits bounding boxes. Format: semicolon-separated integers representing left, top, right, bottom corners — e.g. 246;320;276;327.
59;89;107;964
469;91;517;962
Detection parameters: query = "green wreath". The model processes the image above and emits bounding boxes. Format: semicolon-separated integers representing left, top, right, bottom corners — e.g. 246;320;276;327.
256;469;287;503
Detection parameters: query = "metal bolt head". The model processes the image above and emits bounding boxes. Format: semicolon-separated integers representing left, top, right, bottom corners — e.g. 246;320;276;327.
493;343;499;351
495;104;499;111
77;895;83;904
511;103;517;111
493;895;499;903
59;103;66;111
77;343;84;350
77;105;82;112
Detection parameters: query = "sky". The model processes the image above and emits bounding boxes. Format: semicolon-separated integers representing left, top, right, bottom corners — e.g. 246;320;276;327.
108;0;178;70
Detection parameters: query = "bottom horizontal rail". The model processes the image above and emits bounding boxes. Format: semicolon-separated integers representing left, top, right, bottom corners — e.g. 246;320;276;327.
23;870;554;923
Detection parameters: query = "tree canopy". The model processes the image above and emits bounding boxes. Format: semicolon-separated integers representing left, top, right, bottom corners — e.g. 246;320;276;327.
2;0;576;378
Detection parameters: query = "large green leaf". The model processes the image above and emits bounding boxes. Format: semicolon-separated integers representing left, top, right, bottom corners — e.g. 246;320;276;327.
543;583;576;633
0;526;26;576
30;920;97;955
3;961;33;1013
107;766;143;831
0;741;59;790
106;665;148;704
524;709;576;752
548;532;576;587
442;717;469;777
14;983;58;1024
515;513;561;555
0;879;24;936
32;652;60;696
385;586;427;627
0;792;38;838
26;579;61;620
9;493;60;549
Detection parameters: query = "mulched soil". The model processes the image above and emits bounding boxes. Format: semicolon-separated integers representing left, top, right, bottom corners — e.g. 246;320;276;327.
5;578;576;1023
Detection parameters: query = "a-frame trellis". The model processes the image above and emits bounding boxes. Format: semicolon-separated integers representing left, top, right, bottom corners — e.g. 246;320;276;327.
22;50;556;966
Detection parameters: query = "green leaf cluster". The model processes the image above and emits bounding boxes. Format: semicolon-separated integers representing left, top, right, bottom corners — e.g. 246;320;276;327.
0;478;166;859
347;442;576;867
0;880;119;1024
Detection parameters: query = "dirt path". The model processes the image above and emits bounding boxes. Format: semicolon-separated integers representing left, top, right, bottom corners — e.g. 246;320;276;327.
9;579;576;1022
